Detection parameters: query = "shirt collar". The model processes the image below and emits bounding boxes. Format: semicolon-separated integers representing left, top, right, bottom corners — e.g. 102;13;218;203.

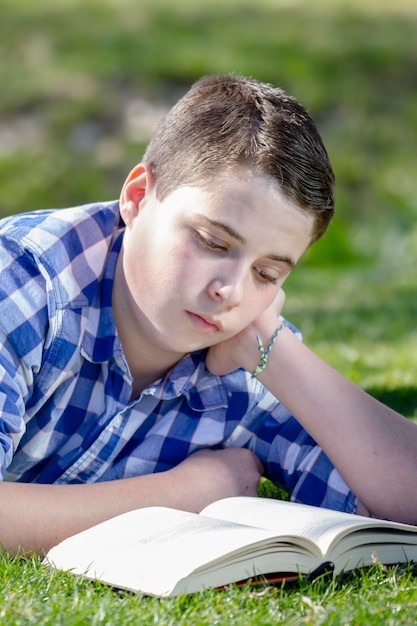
143;350;229;411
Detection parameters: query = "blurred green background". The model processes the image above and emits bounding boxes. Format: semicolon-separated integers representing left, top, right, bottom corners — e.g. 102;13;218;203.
1;0;417;264
1;0;417;414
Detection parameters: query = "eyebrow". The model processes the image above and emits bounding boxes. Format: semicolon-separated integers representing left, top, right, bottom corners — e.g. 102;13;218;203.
196;214;295;269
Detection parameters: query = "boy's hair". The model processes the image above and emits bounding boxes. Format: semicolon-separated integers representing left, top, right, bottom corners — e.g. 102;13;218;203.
143;74;335;242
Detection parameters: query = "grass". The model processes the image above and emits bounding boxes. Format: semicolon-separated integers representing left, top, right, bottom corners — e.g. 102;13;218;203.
285;261;417;420
1;0;417;623
2;553;417;625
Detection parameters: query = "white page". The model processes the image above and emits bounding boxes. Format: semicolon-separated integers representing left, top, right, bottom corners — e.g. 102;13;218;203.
202;497;417;555
46;506;316;596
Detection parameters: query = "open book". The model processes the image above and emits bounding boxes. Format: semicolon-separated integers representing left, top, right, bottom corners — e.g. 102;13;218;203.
45;497;417;597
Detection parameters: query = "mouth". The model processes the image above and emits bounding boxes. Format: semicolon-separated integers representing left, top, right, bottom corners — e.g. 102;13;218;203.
186;311;222;334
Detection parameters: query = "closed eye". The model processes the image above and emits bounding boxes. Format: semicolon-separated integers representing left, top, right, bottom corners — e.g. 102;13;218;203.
195;230;228;252
254;267;279;285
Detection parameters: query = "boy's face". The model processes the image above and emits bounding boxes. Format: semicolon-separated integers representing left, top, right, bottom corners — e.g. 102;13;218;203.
118;166;313;359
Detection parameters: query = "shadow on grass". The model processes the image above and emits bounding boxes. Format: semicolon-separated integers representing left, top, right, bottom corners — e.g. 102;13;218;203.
363;386;417;418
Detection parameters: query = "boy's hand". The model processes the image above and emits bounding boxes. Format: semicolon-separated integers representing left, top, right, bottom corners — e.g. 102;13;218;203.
206;289;286;376
171;448;264;512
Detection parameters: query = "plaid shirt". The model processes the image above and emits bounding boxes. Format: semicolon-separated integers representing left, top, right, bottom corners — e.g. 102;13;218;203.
0;202;357;512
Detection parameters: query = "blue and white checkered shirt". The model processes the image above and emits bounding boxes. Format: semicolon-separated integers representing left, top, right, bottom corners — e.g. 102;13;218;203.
0;201;357;512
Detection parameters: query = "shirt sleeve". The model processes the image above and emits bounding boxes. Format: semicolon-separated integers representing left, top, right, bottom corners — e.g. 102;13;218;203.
0;236;49;478
253;404;358;513
224;378;357;514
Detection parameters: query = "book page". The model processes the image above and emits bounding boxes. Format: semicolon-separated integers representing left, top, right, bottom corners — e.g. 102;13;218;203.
201;497;417;555
46;506;317;596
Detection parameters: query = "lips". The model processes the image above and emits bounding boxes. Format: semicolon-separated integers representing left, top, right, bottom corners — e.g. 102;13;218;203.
186;311;222;334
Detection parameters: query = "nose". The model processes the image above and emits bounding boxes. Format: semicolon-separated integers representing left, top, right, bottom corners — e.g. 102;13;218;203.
208;264;245;308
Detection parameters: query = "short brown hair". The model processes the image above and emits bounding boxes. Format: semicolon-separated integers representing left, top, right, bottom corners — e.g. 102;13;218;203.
143;74;334;242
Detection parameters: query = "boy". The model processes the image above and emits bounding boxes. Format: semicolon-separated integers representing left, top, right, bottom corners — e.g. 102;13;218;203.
1;74;416;556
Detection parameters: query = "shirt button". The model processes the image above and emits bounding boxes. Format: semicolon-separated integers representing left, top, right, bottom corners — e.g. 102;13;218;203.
112;416;122;428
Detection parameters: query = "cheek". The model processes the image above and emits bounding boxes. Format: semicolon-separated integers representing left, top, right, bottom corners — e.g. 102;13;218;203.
254;292;276;317
174;233;204;267
158;241;196;288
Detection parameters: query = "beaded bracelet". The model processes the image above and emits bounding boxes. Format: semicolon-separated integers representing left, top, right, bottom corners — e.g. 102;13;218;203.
251;320;289;378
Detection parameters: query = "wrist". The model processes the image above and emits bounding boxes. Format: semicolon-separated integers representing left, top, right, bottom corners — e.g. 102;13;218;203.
250;321;290;378
232;318;286;375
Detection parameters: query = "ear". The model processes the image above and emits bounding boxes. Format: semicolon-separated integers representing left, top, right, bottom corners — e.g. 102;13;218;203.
119;162;155;226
